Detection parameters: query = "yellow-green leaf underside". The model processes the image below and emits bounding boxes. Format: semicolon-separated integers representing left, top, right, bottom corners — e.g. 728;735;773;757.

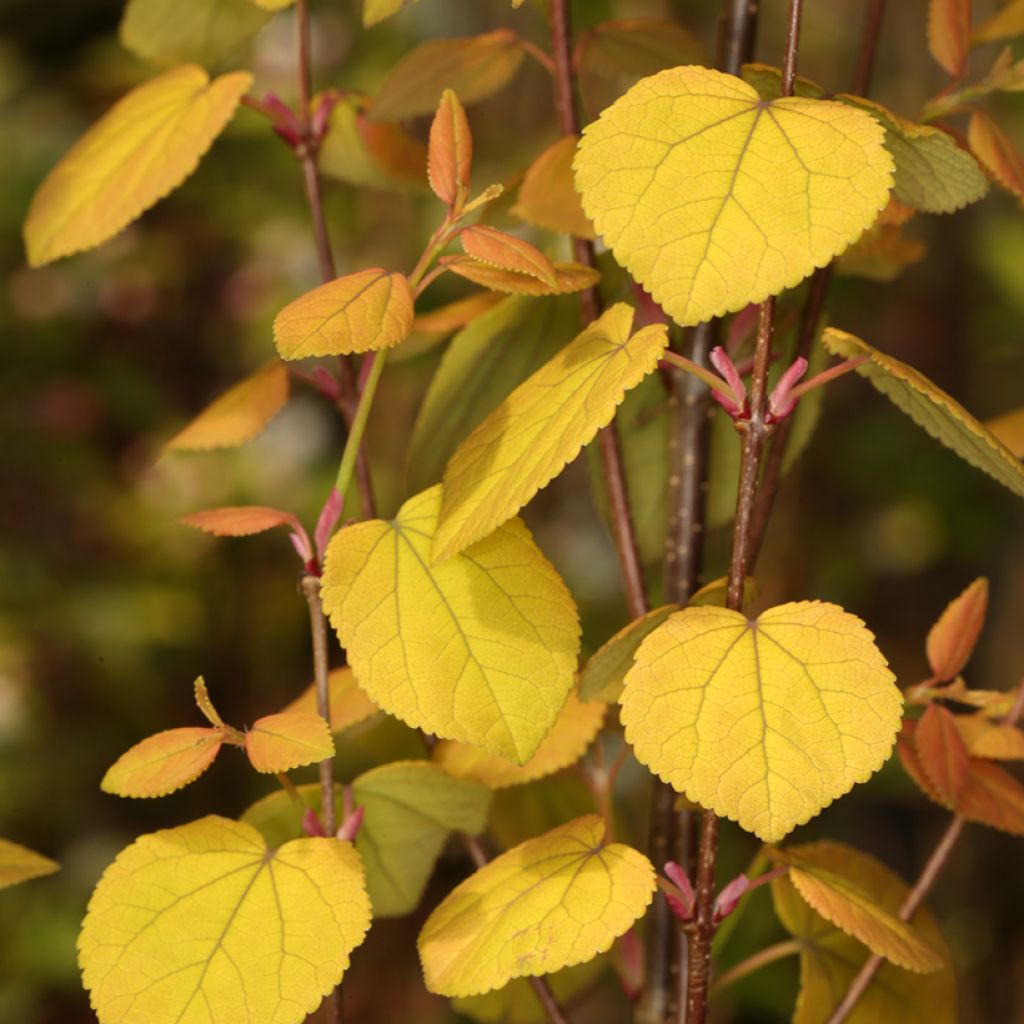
418;815;656;997
0;839;59;890
823;328;1024;500
773;841;957;1024
25;65;251;267
434;303;668;561
320;485;580;763
621;602;902;842
574;66;893;326
79;816;371;1024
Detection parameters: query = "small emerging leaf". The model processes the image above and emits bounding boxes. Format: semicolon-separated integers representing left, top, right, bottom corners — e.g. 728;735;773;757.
513;136;596;240
244;712;334;773
447;258;600;296
460;226;557;285
429;89;472;207
928;0;972;77
102;727;225;798
926;577;988;682
283;666;378;734
968;110;1024;201
915;703;970;802
0;839;59;891
418;815;656;997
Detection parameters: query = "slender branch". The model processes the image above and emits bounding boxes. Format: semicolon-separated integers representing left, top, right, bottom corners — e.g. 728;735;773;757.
850;0;887;97
710;940;801;995
334;352;386;494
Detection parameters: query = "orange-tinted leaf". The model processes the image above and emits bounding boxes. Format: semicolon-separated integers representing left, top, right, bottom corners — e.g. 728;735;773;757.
985;407;1024;458
101;727;224;798
245;712;335;773
926;577;988;681
898;719;945;803
165;360;289;453
274;268;415;359
194;676;225;728
928;0;972;77
968;110;1024;200
411;292;503;335
447;258;599;296
972;0;1024;44
956;713;1024;759
915;703;970;802
513;136;596;240
429;89;472;207
460;226;557;285
0;840;59;890
180;505;302;538
283;666;379;733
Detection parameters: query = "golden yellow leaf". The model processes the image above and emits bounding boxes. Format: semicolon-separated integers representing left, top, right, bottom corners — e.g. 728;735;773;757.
24;65;251;267
412;292;503;335
822;328;1024;499
434;304;668;560
513;136;596;240
447;258;600;296
429;89;472;207
772;841;957;1024
250;0;294;7
79;817;371;1024
244;712;334;773
434;693;606;788
926;577;988;682
956;713;1024;759
101;727;225;798
968;110;1024;201
928;0;971;77
0;839;59;891
363;0;417;26
282;666;379;733
273;268;415;359
972;0;1024;44
320;485;580;763
460;226;557;285
985;406;1024;458
418;815;655;997
164;360;289;452
778;851;943;972
621;601;901;842
574;67;893;326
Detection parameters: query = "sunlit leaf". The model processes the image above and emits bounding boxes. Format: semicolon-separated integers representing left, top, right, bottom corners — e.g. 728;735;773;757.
165;360;289;452
447;258;600;296
513;136;596;240
926;577;988;682
418;815;655;997
822;328;1024;499
102;727;225;798
282;666;379;734
956;713;1024;759
434;304;668;560
320;485;580;763
370;30;525;121
575;67;893;327
772;840;957;1024
120;0;269;68
460;226;557;285
621;601;901;843
244;712;334;773
363;0;420;27
429;89;472;207
248;0;294;8
915;703;970;802
928;0;972;76
273;268;415;359
985;406;1024;457
179;505;303;537
968;110;1024;201
972;0;1024;43
352;761;491;916
434;693;606;788
24;65;251;267
575;19;706;117
79;817;371;1024
0;839;59;891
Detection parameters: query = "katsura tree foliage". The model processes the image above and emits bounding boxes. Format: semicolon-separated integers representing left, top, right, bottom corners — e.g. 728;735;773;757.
9;0;1024;1022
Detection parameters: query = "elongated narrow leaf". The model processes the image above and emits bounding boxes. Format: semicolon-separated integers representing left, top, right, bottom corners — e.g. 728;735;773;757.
429;89;472;206
370;30;524;121
120;0;269;68
244;712;334;773
772;840;956;1024
283;667;378;733
513;136;596;240
973;0;1024;43
447;258;599;296
179;505;302;537
460;226;557;285
165;360;289;452
79;817;371;1024
320;486;580;763
915;703;970;801
434;693;606;788
102;727;225;798
412;292;503;335
352;761;491;916
434;304;668;560
0;840;59;891
822;328;1024;499
25;66;251;267
926;577;988;681
575;67;893;327
928;0;972;76
968;110;1024;200
274;268;415;359
418;815;655;997
621;602;902;842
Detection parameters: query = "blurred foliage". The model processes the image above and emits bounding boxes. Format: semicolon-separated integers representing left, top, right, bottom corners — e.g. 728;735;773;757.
1;0;1023;1022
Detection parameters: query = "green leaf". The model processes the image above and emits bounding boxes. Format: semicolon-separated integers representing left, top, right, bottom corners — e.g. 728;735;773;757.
363;0;420;27
408;294;580;492
79;817;371;1024
24;65;251;267
370;30;525;121
119;0;269;68
0;839;59;891
320;485;580;763
433;303;668;561
822;327;1024;499
418;815;655;997
574;67;893;326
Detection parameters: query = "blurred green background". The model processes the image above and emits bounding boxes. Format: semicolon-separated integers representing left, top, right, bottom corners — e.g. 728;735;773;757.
1;0;1023;1021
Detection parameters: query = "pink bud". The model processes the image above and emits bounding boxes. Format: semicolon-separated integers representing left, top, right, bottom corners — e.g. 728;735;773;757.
302;808;327;837
713;873;750;923
337;804;365;843
288;528;314;566
709;346;749;420
664;861;696;921
767;356;809;421
314;488;344;561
